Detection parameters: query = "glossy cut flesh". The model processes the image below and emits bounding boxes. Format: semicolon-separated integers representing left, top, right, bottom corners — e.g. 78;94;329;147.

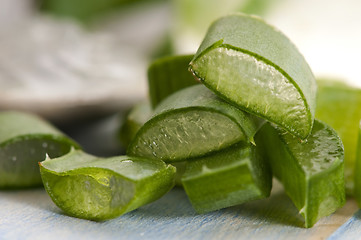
190;13;316;139
40;150;176;221
127;85;264;162
259;120;345;228
182;143;271;213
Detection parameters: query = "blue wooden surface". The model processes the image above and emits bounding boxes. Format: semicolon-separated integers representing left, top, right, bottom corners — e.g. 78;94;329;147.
0;182;358;240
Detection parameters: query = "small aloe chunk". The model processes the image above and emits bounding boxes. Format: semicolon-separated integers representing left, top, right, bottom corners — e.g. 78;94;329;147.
39;149;176;221
316;79;361;194
148;54;198;108
189;13;316;139
0;111;80;188
182;142;271;213
119;101;152;148
259;120;345;228
127;85;264;162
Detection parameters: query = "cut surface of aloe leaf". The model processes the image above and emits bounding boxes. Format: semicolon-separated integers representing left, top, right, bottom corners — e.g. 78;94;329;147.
259;120;345;228
182;142;271;213
354;121;361;206
119;101;153;149
127;85;264;162
40;149;176;221
316;79;361;194
189;13;316;139
148;54;198;108
0;111;80;188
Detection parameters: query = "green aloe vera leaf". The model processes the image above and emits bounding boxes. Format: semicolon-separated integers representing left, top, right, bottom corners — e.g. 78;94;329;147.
171;161;187;187
127;85;264;162
355;121;361;206
182;142;271;213
39;149;176;221
119;101;153;149
315;79;361;194
259;120;345;228
189;13;316;139
148;54;198;108
0;111;80;189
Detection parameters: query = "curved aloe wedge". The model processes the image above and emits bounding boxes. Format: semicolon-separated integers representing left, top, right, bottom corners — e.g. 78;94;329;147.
316;79;361;193
148;54;198;108
39;149;176;221
189;13;316;139
259;120;345;228
0;111;80;188
127;85;264;162
354;121;361;206
182;142;271;213
119;101;152;148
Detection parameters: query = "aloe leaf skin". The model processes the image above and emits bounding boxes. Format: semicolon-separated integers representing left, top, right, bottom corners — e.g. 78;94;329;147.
127;85;264;162
354;121;361;207
39;149;176;221
189;13;316;139
148;54;198;108
316;79;361;194
182;142;271;213
0;111;80;189
259;120;345;228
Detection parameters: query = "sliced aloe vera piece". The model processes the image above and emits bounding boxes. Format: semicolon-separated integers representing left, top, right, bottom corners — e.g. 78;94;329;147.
259;120;345;228
355;121;361;206
39;149;176;221
189;13;316;139
148;54;198;108
316;79;361;194
0;111;80;188
119;101;153;148
182;142;271;213
127;85;264;162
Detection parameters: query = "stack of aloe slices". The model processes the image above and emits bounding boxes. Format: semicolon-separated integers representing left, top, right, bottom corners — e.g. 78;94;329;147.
2;13;350;226
123;13;347;228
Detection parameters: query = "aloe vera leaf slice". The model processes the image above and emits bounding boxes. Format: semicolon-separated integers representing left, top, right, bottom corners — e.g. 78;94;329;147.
39;149;176;221
189;13;316;139
316;79;361;194
148;54;198;108
354;121;361;206
0;111;80;189
119;101;153;149
127;85;264;162
182;142;271;213
259;120;345;228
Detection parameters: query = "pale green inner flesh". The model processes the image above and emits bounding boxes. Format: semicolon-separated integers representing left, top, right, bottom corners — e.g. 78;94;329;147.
130;110;245;162
192;47;309;138
281;121;343;176
0;138;72;188
44;168;135;220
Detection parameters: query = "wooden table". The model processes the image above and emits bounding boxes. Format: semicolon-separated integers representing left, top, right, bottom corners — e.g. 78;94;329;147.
0;181;359;240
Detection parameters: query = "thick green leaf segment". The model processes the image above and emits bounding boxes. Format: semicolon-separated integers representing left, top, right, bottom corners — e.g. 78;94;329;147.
39;150;176;221
0;111;80;188
316;79;361;194
148;54;198;108
127;85;264;162
182;142;271;213
354;121;361;207
119;101;153;149
259;120;345;228
189;13;316;139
